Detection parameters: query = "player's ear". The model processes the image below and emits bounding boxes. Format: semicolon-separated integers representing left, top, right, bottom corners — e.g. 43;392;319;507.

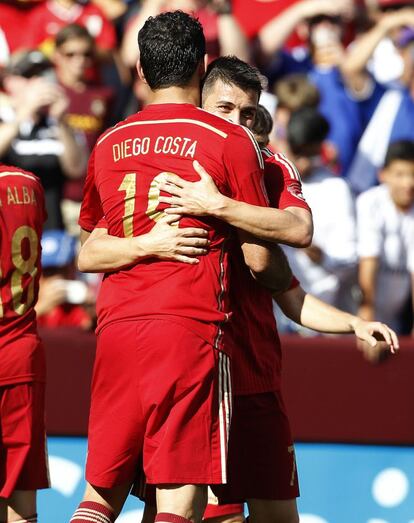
197;54;209;78
136;58;148;84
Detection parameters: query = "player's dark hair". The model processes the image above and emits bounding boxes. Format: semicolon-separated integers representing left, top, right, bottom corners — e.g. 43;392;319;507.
251;104;273;147
384;140;414;167
55;23;94;48
287;107;330;154
138;11;206;90
202;56;263;101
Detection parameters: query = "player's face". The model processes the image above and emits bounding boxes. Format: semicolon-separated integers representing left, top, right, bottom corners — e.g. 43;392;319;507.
202;79;258;128
381;159;414;210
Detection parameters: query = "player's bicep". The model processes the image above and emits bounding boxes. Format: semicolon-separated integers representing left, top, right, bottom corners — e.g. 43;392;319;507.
237;229;272;274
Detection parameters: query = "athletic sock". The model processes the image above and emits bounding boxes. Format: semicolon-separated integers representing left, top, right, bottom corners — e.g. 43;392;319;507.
155;513;193;523
13;516;37;523
70;501;115;523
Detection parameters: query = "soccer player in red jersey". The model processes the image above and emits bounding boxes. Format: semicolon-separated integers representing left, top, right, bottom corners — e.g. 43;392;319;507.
153;57;398;523
78;56;398;523
0;164;49;523
71;12;289;523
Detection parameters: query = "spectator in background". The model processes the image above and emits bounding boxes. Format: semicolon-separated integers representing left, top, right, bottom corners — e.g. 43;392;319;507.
0;50;86;229
343;7;414;193
120;0;250;69
52;23;114;235
362;0;414;85
22;0;117;59
256;0;386;177
357;140;414;334
271;73;320;155
36;230;95;330
282;108;357;313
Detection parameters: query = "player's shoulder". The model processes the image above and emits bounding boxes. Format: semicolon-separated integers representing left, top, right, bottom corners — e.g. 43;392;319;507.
0;164;42;188
95;112;139;148
262;148;302;180
194;108;257;140
194;110;264;166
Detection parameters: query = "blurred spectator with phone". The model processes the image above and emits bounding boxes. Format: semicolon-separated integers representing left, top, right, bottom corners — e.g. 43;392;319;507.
36;230;95;330
0;50;87;229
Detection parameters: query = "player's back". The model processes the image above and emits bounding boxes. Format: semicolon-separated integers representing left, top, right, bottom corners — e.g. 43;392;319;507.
0;165;46;340
0;164;46;384
91;103;266;350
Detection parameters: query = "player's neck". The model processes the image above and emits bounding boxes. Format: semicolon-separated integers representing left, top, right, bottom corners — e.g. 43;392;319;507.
149;84;200;107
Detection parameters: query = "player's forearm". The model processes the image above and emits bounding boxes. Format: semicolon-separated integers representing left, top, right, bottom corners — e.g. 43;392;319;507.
248;242;293;294
275;287;359;333
213;197;312;246
358;257;378;320
78;234;148;272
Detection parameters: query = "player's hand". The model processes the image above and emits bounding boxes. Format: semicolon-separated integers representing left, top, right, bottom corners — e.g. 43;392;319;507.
158;160;226;217
353;319;399;363
141;213;211;264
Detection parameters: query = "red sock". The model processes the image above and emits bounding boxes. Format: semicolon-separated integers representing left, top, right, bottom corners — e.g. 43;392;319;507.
70;501;115;523
155;513;193;523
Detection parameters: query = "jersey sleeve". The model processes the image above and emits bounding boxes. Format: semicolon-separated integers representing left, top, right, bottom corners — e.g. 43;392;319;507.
96;217;108;229
356;191;381;259
78;147;104;232
264;151;310;211
222;127;269;207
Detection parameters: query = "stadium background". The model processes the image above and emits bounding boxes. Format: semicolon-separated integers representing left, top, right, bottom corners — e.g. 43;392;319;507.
40;328;414;522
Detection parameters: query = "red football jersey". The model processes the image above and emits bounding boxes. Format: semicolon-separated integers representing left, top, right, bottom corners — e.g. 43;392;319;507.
23;0;116;55
0;165;47;385
79;103;267;350
227;148;309;395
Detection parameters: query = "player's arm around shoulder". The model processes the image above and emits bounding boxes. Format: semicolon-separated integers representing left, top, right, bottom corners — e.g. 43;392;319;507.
78;215;211;273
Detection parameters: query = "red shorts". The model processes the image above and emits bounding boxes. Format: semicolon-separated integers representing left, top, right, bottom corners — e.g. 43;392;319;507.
86;319;231;488
211;391;299;502
0;382;49;498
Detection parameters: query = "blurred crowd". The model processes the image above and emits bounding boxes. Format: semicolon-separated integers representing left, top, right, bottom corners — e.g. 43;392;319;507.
0;0;413;335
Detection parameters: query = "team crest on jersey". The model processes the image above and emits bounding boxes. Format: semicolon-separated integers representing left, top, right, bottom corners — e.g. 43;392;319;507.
287;183;305;201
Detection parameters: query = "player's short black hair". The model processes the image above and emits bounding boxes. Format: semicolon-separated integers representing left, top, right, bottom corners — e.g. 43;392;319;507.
251;104;273;147
384;140;414;167
287;107;330;154
138;10;206;90
202;56;263;101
